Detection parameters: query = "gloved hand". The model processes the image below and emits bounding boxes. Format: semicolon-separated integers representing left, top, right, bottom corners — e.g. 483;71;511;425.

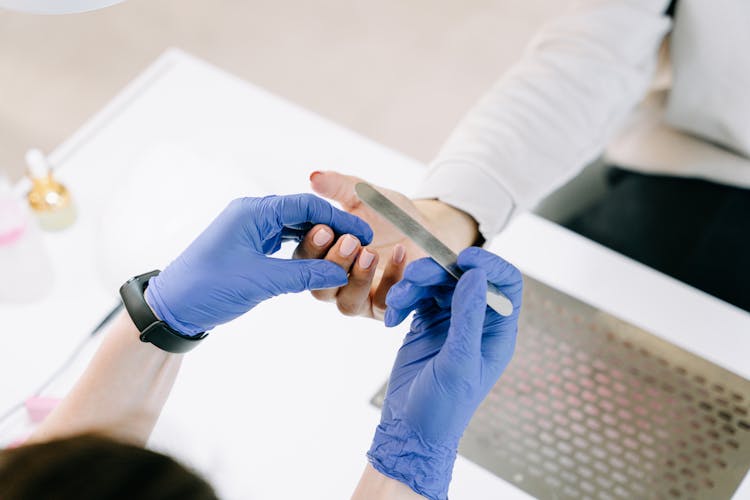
145;194;373;335
368;247;523;500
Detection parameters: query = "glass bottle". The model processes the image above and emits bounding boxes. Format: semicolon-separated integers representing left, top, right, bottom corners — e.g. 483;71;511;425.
25;149;77;231
0;175;54;302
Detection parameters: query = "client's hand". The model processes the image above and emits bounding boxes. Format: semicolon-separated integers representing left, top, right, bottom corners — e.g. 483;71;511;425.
368;248;522;500
294;171;480;320
145;194;373;335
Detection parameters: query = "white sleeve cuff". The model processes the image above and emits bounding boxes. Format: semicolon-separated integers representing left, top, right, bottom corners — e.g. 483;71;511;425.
414;161;516;242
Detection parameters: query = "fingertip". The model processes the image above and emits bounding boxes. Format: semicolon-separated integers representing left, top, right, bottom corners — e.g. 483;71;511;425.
450;268;489;324
311;225;334;248
309;170;346;199
337;233;362;258
310;260;348;289
459;267;488;297
384;280;408;308
383;307;397;327
357;248;377;270
293;224;333;261
359;222;374;246
392;244;406;265
457;247;520;287
456;246;487;267
384;306;410;328
309;170;327;191
325;208;372;245
402;257;450;285
447;268;489;346
372;247;406;314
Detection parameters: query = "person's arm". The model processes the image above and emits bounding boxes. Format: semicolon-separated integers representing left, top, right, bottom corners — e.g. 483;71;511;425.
28;311;181;446
31;318;424;496
352;464;425;499
416;0;673;240
296;3;672;321
413;198;480;250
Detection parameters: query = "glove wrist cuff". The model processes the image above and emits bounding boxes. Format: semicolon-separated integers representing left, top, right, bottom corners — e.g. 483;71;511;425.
367;420;457;500
144;275;207;336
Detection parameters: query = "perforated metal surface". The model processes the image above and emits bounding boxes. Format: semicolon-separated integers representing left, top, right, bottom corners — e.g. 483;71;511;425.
372;277;750;499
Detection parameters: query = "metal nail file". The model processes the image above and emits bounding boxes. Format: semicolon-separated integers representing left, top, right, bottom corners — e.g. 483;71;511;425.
355;182;513;316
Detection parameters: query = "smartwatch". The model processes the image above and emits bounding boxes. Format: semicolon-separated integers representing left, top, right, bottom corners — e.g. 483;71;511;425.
119;270;208;353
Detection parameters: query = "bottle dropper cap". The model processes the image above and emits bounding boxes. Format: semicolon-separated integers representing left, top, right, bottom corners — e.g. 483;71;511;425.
25;149;51;180
24;148;77;230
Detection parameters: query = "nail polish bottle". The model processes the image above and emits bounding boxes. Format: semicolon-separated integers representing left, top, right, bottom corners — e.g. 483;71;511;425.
25;149;77;231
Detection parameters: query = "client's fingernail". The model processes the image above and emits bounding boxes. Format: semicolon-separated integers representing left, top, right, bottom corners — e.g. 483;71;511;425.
313;228;333;247
309;170;322;181
393;244;406;264
339;234;359;257
359;249;375;269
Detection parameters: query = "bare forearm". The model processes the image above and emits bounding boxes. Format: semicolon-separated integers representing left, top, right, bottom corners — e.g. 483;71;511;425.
29;311;181;446
415;199;480;251
352;464;426;500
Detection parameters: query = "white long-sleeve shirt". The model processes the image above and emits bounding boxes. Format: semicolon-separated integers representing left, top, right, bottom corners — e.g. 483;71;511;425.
416;0;750;240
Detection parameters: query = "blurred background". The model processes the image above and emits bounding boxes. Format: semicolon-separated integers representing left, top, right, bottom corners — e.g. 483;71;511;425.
0;0;569;181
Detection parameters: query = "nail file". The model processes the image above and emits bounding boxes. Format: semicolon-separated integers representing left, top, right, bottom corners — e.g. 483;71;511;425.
354;182;513;316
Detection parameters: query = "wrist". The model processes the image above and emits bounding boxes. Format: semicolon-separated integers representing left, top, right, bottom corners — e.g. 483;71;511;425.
120;271;208;353
143;276;204;337
353;464;426;500
143;280;163;321
413;199;481;252
367;419;457;500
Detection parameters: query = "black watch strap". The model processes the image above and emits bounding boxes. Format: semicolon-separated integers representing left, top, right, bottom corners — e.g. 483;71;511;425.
119;270;208;353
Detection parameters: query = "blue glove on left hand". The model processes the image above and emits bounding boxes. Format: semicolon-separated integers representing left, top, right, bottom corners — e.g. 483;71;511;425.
145;194;373;335
368;247;523;500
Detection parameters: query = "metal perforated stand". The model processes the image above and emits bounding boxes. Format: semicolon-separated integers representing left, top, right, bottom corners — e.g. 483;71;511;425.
372;277;750;499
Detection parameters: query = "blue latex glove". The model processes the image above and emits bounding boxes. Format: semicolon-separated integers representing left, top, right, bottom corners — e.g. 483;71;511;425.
145;194;373;335
368;247;523;500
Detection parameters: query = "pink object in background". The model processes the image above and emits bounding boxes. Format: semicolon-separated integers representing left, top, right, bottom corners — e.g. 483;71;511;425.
24;396;61;423
0;175;54;302
0;193;27;245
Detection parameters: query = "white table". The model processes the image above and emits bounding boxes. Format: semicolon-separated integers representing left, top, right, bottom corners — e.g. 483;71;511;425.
1;49;749;499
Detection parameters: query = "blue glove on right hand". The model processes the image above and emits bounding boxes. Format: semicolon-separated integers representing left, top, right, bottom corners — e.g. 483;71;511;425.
368;247;523;500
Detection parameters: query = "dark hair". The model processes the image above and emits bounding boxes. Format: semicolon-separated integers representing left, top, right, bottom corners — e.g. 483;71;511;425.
0;434;218;500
